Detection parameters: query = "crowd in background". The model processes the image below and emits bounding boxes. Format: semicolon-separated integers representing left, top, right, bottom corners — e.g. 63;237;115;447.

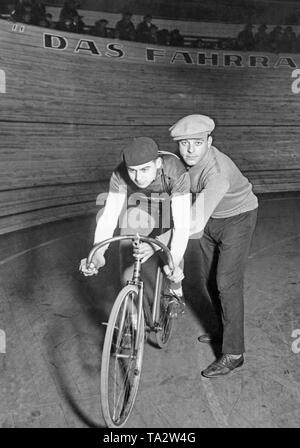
235;22;299;52
193;22;300;52
3;0;300;53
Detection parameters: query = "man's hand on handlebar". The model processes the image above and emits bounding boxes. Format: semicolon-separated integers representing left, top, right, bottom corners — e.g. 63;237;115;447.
133;242;158;263
79;252;106;276
163;265;184;283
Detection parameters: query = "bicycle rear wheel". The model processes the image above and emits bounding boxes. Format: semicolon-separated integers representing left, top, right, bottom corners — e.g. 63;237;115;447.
100;284;144;428
155;275;175;348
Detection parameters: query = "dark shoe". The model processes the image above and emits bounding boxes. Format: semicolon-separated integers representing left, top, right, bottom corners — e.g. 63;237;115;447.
201;354;244;378
167;293;185;317
198;333;222;344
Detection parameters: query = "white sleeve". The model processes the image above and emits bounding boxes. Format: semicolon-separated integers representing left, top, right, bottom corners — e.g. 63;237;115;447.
93;191;126;252
170;193;191;266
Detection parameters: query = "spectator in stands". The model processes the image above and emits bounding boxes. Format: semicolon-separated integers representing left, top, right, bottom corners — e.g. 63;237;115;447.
115;11;135;41
59;0;78;21
45;12;56;29
58;0;84;31
281;26;297;53
156;28;170;46
38;16;48;27
2;2;16;15
169;29;184;47
57;16;82;33
37;12;55;29
22;9;33;25
149;24;158;44
11;0;29;21
254;24;270;52
236;23;255;51
57;17;73;32
136;14;157;43
30;0;46;25
72;14;84;33
192;38;205;49
269;25;283;53
92;18;109;37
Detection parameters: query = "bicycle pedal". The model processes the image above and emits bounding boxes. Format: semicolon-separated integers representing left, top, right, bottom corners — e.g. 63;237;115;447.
173;300;186;316
168;306;178;318
178;303;186;315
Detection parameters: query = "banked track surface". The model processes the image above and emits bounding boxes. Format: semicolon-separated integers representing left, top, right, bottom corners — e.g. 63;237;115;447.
0;19;300;234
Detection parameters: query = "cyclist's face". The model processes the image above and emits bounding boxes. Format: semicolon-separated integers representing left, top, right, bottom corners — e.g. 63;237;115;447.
179;135;212;166
127;159;160;188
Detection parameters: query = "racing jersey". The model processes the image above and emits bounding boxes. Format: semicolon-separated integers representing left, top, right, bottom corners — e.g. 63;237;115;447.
94;152;191;266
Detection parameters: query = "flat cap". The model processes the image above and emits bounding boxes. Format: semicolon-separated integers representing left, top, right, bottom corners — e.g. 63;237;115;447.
169;114;215;140
122;137;158;166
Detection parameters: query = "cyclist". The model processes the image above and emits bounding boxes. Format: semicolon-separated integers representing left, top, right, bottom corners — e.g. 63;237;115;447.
79;137;191;304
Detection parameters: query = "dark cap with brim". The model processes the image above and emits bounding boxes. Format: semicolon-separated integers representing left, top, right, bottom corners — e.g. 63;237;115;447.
122;137;159;166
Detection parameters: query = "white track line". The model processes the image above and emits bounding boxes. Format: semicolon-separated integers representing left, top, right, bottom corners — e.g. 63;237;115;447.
0;237;63;266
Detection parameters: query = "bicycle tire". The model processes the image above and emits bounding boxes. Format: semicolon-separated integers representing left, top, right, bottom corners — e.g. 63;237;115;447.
100;284;144;428
155;276;175;348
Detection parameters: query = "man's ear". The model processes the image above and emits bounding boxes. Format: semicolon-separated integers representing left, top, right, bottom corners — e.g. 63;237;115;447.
155;157;162;169
207;135;213;148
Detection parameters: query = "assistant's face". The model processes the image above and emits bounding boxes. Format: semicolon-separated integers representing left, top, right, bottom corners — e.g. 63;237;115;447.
178;136;212;166
127;159;161;188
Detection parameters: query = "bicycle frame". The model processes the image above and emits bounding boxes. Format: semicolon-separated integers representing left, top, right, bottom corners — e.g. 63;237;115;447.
128;265;164;353
87;233;174;353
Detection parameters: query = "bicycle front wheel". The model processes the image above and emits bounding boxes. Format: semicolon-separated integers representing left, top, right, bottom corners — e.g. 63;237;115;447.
100;284;144;428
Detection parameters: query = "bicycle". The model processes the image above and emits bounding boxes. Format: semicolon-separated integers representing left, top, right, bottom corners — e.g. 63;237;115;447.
86;233;184;428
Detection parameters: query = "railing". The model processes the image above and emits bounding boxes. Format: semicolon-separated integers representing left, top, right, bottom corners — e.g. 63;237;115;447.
3;12;300;53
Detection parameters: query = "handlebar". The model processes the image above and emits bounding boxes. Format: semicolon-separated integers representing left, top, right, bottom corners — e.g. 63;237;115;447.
86;234;174;273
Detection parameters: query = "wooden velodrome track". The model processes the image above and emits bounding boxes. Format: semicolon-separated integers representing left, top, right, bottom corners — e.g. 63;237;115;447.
0;18;300;234
0;18;299;428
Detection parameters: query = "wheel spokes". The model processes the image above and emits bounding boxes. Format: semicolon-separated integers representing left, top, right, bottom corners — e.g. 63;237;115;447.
108;294;140;424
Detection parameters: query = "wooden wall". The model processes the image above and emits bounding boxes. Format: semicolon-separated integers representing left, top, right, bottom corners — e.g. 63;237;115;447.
0;19;299;234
